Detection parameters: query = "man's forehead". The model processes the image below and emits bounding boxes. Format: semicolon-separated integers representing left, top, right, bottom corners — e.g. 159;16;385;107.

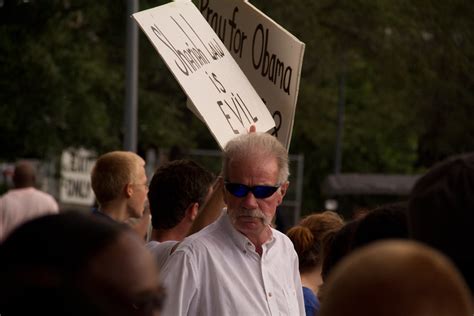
230;151;276;165
227;157;279;181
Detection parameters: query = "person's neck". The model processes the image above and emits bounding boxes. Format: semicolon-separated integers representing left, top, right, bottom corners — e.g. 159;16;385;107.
13;185;33;190
99;201;128;222
243;226;272;256
151;221;190;242
151;229;182;242
301;265;323;296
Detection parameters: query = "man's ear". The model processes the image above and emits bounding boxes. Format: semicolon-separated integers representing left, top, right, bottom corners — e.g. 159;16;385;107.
125;183;134;198
220;177;229;205
277;181;289;205
186;202;199;221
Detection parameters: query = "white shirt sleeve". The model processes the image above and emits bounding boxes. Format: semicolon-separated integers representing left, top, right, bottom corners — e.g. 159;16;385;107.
147;240;179;270
160;247;199;316
292;249;306;315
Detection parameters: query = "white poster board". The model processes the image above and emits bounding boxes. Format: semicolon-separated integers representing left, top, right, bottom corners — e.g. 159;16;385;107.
197;0;305;150
59;148;96;206
133;1;275;149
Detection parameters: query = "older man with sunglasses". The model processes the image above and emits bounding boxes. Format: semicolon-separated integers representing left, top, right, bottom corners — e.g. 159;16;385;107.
161;132;305;316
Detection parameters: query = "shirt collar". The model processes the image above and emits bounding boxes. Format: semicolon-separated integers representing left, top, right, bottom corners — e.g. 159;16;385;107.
222;210;275;253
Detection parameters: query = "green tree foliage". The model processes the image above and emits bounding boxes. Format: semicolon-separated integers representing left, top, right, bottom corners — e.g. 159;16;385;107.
251;0;474;212
138;0;213;150
0;0;473;212
0;1;126;158
0;0;213;160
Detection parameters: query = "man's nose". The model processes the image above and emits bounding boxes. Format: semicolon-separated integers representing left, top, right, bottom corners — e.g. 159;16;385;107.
241;191;258;209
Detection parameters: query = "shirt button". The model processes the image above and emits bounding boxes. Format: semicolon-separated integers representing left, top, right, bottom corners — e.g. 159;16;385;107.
243;250;247;254
268;292;272;297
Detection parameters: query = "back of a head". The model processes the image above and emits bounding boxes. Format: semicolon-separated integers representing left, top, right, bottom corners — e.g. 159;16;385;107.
352;202;409;250
148;159;214;230
319;240;473;316
321;219;359;282
0;211;127;315
409;153;474;293
287;226;318;273
299;211;345;245
222;132;289;183
288;211;344;273
12;160;36;188
91;151;145;205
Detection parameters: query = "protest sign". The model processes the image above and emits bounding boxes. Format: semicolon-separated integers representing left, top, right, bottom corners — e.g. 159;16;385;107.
197;0;305;149
133;0;275;149
59;148;96;206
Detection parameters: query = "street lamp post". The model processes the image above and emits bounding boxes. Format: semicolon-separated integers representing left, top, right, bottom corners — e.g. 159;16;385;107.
123;0;139;152
334;52;346;175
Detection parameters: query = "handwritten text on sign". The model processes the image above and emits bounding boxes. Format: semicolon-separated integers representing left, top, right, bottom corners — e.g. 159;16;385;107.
133;1;275;149
60;148;96;206
198;0;305;150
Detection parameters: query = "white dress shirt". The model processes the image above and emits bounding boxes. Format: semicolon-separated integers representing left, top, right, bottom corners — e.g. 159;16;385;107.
161;211;305;316
146;240;179;269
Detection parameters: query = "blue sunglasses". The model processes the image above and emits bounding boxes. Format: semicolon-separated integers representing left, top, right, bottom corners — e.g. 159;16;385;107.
225;182;280;199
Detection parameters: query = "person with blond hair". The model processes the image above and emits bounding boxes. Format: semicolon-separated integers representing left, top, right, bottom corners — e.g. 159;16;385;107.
91;151;148;223
287;211;344;316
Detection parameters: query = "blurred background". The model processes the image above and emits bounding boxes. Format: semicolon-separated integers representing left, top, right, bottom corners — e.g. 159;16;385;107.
1;0;473;223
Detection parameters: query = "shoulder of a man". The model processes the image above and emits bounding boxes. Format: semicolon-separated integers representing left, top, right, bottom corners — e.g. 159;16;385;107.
163;215;227;267
160;230;222;316
0;189;16;201
271;226;294;245
147;240;179;268
180;219;223;252
35;188;58;201
270;227;299;256
28;188;59;210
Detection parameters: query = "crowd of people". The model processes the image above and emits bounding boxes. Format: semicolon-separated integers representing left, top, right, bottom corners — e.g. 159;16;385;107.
1;131;473;315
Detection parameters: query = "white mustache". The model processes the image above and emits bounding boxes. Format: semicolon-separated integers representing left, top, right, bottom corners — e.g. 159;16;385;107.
230;208;272;226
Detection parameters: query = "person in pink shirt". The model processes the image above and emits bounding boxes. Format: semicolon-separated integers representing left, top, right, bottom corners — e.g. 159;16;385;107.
0;160;59;241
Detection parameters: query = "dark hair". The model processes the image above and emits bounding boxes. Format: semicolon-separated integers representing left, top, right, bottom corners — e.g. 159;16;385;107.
0;211;129;315
148;159;214;230
321;219;360;282
12;160;36;188
408;153;474;293
352;202;409;250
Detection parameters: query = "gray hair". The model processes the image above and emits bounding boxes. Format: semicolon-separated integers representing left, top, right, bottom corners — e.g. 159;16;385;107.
222;133;289;184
